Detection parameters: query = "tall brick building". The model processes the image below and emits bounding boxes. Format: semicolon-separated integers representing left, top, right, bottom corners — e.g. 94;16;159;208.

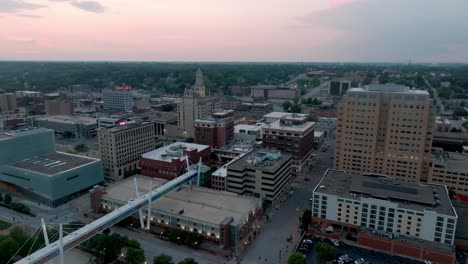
334;84;435;182
194;110;235;148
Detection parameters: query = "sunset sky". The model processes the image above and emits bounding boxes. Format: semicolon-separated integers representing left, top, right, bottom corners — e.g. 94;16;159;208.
1;0;468;62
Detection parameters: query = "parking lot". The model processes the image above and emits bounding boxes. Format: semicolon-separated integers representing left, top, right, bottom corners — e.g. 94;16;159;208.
298;236;424;264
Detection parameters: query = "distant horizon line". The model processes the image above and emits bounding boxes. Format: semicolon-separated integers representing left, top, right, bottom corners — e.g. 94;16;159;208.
0;60;467;66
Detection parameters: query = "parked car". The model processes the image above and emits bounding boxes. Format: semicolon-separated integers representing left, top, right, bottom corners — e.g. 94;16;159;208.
354;258;365;264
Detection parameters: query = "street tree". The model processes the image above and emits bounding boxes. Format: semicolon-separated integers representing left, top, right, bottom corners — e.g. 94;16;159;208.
153;254;175;264
124;248;145;264
178;258;198;264
287;252;307;264
317;242;337;262
283;101;292;111
4;194;12;205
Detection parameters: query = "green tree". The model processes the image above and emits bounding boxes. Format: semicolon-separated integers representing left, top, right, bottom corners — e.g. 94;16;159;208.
178;258;198;264
185;137;194;143
162;104;174;112
282;101;292;111
290;103;301;113
125;239;141;249
153;254;174;264
4;194;12;205
0;237;20;264
299;209;312;231
317;242;337;262
0;193;3;203
287;252;307;264
62;131;74;138
124;248;145;264
310;78;320;87
454;107;468;117
74;144;89;152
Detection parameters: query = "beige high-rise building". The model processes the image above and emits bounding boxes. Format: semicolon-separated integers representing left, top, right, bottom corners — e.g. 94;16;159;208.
177;68;219;138
0;93;16;113
98;121;156;179
45;100;75;115
334;84;435;182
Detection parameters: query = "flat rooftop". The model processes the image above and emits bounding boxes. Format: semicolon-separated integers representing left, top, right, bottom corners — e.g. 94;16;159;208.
212;152;251;178
316;170;456;216
349;84;429;95
432;151;468;173
234;124;263;133
263;119;315;133
102;121;153;132
228;149;291;173
103;175;261;225
142;142;210;162
36;115;96;125
263;112;308;119
0;128;51;141
10;152;99;175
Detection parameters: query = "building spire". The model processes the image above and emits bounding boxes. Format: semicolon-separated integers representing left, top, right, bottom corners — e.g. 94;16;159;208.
193;68;206;97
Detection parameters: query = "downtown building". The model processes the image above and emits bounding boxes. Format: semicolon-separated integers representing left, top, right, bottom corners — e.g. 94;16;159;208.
45;100;75;116
102;86;134;112
334;84;435;182
194;110;235;148
0;128;103;207
262;113;315;173
177;69;220;138
140;142;211;184
0;93;16;113
311;169;457;263
98;121;156;179
226;149;292;203
90;175;263;249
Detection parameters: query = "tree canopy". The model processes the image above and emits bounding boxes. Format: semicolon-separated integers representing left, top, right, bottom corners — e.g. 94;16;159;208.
153;254;175;264
287;253;307;264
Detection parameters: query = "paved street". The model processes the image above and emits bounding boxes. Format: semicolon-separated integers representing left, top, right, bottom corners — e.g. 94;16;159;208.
241;140;335;264
424;76;445;112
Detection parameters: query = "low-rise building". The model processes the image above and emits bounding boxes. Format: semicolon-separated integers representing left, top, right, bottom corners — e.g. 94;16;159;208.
194;110;235;148
45;100;75;116
314;117;336;139
140;142;211;182
436;116;452;132
314;131;325;150
211;152;250;191
98;121;156;179
263;112;308;124
34;115;97;138
250;85;300;99
91;175;263;248
226;149;292;203
429;148;468;196
311;169;457;263
236;102;273;117
0;128;103;207
234;124;264;142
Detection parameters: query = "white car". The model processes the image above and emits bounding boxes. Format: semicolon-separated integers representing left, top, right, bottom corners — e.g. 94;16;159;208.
354;258;365;264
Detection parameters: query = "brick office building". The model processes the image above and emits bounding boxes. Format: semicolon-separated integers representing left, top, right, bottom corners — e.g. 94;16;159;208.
140;142;211;181
262;114;315;172
194;110;235;148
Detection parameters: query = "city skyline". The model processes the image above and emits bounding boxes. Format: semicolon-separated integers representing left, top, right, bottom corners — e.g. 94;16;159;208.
1;0;468;63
